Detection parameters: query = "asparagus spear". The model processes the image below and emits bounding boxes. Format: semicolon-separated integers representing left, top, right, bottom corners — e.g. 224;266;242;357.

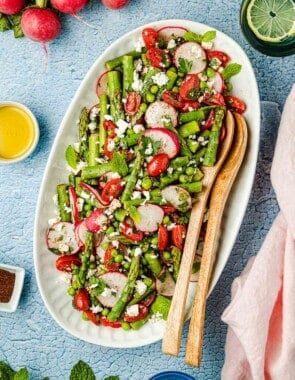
88;133;99;166
81;152;128;179
121;151;143;202
107;70;125;122
99;94;108;153
79;107;89;162
57;184;71;222
107;255;140;321
122;55;134;97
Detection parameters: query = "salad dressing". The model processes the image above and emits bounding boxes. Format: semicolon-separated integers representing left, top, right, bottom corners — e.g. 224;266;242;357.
0;104;35;159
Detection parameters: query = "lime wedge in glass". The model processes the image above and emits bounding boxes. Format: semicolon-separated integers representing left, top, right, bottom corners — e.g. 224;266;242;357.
246;0;295;43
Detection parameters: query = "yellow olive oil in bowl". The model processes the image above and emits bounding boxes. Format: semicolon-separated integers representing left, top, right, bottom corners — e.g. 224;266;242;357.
0;102;39;163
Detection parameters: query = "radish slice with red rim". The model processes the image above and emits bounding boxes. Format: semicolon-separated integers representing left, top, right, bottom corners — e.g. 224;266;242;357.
144;100;178;129
158;26;188;42
47;221;80;254
144;127;180;159
161;185;192;212
85;208;108;233
134;204;164;232
96;70;111;97
156;269;175;297
97;272;128;308
79;182;109;206
209;71;225;93
174;42;207;74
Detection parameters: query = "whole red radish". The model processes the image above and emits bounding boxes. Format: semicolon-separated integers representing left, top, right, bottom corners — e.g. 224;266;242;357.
101;0;129;10
50;0;88;15
0;0;26;15
21;8;61;43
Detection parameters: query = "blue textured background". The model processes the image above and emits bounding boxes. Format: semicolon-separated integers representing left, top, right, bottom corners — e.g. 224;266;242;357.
0;0;293;378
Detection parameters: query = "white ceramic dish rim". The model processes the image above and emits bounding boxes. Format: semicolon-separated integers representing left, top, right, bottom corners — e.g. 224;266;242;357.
34;19;260;348
0;101;40;164
0;263;25;312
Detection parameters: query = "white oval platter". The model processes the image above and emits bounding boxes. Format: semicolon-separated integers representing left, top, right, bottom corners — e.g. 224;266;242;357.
34;19;260;348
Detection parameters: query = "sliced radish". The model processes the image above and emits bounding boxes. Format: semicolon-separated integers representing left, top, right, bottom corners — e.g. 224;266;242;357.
85;208;108;233
79;182;109;206
75;220;88;247
69;186;80;225
209;71;225;93
158;26;188;42
144;128;180;159
145;100;178;129
156;269;175;297
96;70;110;97
134;204;164;232
161;185;192;212
174;42;207;74
97;272;127;308
47;221;80;254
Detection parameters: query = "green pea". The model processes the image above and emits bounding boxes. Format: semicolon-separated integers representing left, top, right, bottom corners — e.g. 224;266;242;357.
206;67;216;78
139;103;148;113
185;167;195;176
111;248;118;257
163;215;170;225
67;287;76;297
150;188;161;198
172;86;179;93
163;251;171;260
101;308;109;316
106;226;115;236
84;203;91;211
141;242;150;252
150;84;159;94
150;236;158;245
143;277;153;287
122;321;131;331
146;92;155;103
200;80;207;89
142;177;152;190
123;261;131;270
114;254;124;263
179;174;188;183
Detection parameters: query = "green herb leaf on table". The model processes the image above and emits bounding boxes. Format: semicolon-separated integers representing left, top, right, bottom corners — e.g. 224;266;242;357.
13;368;29;380
104;376;120;380
69;360;96;380
0;361;15;379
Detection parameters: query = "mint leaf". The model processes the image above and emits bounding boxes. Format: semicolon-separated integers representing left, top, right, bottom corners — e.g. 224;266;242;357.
65;145;79;169
104;377;120;380
13;368;29;380
183;31;203;43
222;63;242;81
202;30;216;42
178;57;192;74
70;360;95;380
0;361;15;379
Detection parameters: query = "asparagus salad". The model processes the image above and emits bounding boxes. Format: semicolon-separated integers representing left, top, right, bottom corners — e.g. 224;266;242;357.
46;26;246;330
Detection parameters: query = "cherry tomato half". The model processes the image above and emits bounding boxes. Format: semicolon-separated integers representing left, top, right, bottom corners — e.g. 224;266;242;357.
73;289;90;311
124;92;141;115
101;178;124;204
161;205;177;214
225;95;246;114
146;47;171;69
104;137;114;159
171;224;186;250
207;50;230;66
158;224;169;251
100;317;122;328
147;153;170;177
142;27;159;49
84;310;100;325
55;255;81;272
104;243;121;272
124;304;149;323
204;93;226;106
162;90;184;109
179;74;200;101
120;220;143;242
103;120;117;138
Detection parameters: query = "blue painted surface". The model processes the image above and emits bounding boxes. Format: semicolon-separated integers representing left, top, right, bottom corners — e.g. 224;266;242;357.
0;1;293;379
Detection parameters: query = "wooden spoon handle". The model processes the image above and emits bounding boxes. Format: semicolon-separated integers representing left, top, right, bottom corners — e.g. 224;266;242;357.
185;113;248;366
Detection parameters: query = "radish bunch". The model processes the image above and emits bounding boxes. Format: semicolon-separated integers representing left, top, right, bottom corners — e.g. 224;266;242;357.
0;0;130;45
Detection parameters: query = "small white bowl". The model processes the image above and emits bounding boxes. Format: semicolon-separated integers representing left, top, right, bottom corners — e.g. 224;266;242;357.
0;263;25;312
0;101;39;164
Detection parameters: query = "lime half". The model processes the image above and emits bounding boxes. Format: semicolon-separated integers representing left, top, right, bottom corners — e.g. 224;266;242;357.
247;0;295;43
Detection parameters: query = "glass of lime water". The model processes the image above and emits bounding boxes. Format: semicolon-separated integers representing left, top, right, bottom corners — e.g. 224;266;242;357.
240;0;295;56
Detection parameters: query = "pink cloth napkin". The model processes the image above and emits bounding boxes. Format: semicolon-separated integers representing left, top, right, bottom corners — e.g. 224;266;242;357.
221;84;295;380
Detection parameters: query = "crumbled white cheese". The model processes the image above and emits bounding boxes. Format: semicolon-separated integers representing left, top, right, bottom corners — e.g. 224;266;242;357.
109;231;120;237
210;57;222;70
135;59;143;72
167;223;176;231
77;198;84;212
167;167;173;174
104;114;113;121
135;280;147;296
133;124;145;133
132;71;143;92
109;172;121;179
88;121;97;131
89;106;99;120
68;161;87;175
115;119;130;137
80;191;90;199
53;194;58;206
126;304;139;317
198;73;207;81
107;139;116;152
58;243;69;253
142;191;150;200
90;304;103;314
134;247;142;257
145;143;153;155
108;198;122;212
131;191;142;200
48;217;60;226
134;36;145;52
152;72;169;87
100;287;112;298
73;142;80;152
112;240;119;248
201;41;213;50
149;312;163;324
167;39;176;49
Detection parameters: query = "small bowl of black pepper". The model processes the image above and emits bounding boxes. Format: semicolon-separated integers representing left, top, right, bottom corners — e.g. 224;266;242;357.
0;264;25;312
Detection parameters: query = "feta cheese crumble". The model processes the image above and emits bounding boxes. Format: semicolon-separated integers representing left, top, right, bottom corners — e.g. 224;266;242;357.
152;72;169;87
126;304;139;317
135;280;147;295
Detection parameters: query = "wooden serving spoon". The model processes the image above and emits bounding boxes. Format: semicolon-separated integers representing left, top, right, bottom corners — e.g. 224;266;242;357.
185;113;248;366
162;110;235;356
